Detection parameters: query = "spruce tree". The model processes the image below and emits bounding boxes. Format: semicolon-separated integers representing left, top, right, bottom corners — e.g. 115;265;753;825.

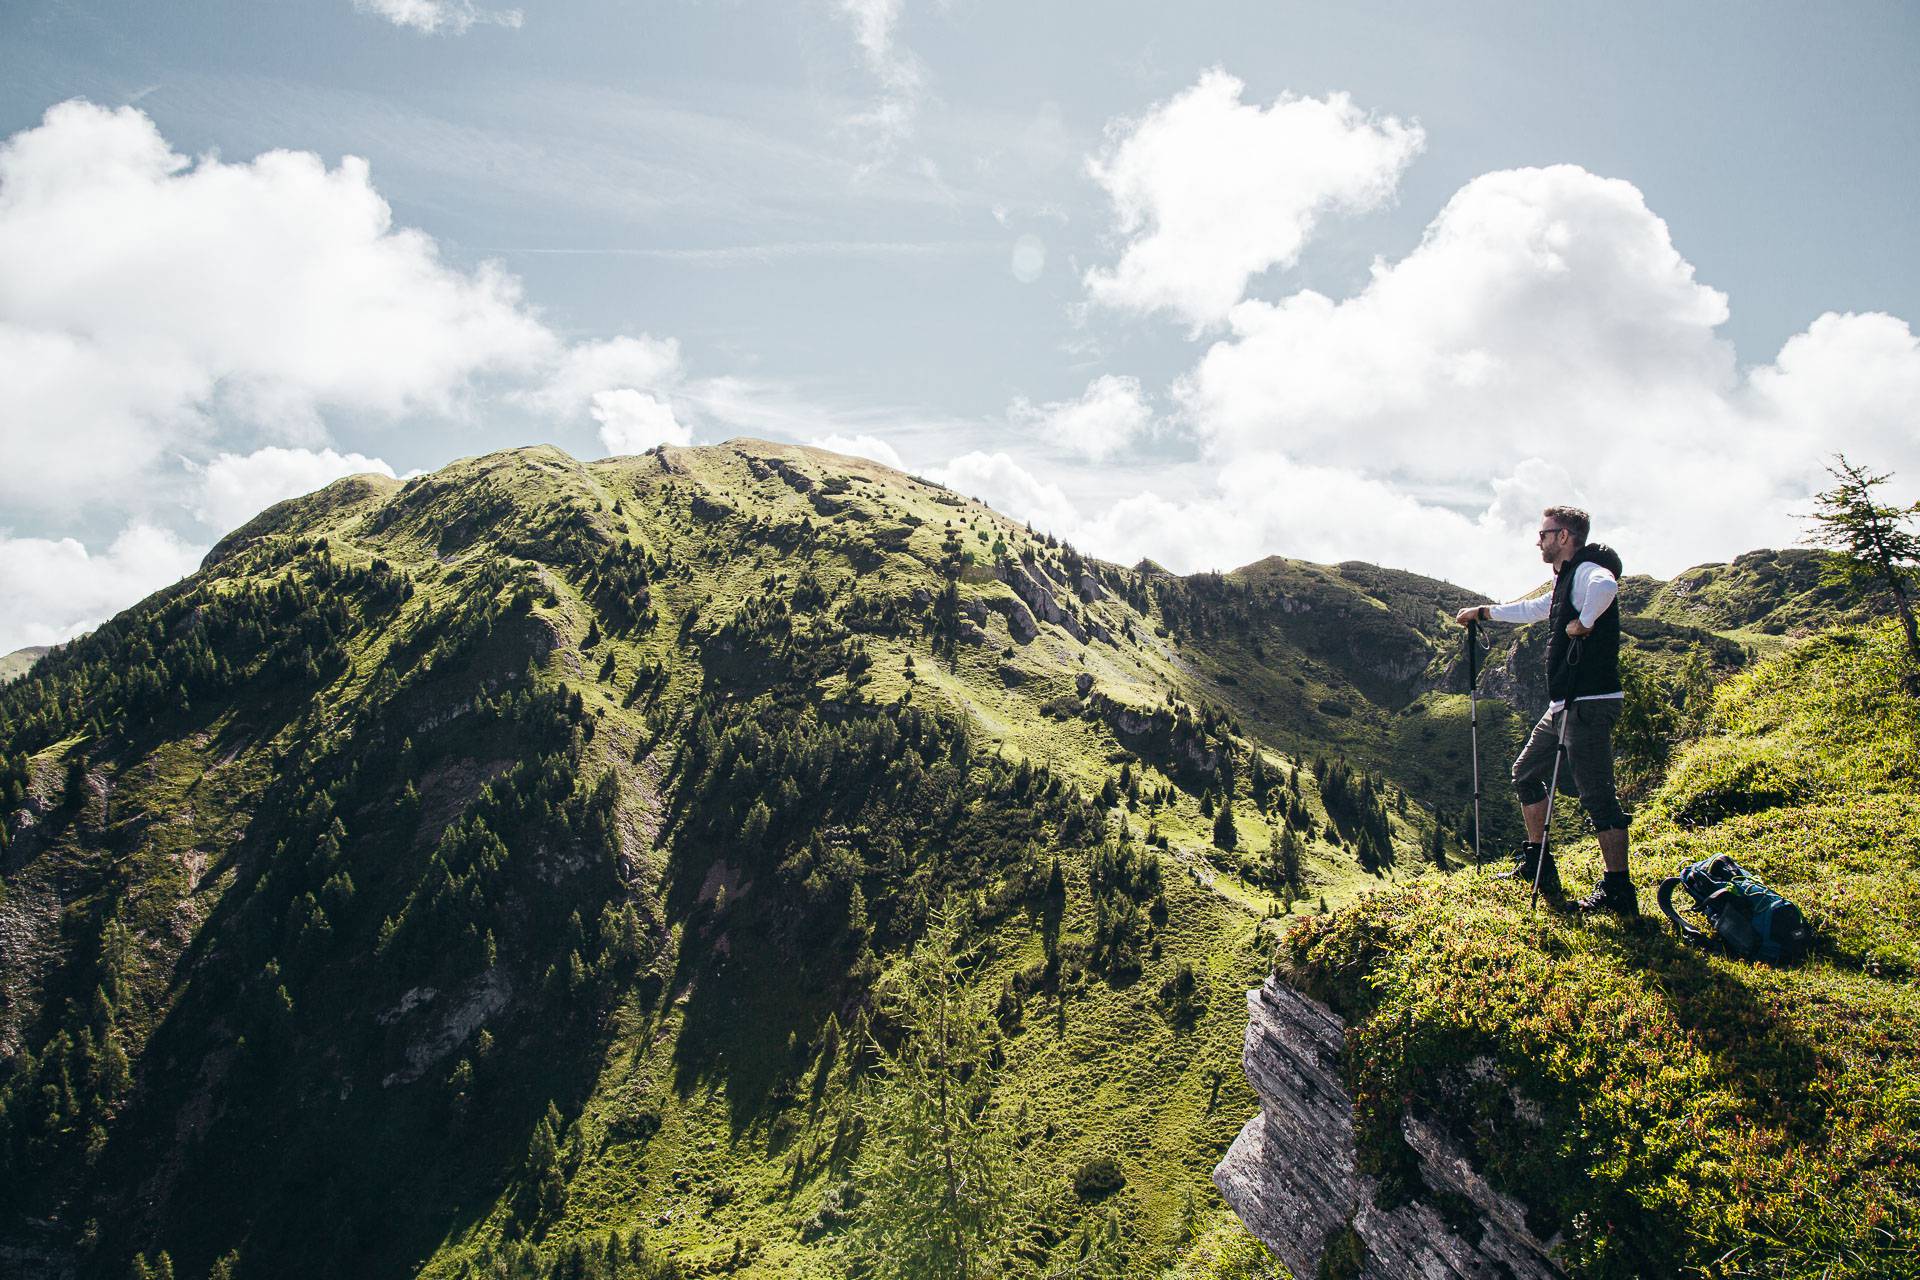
1212;801;1238;851
1805;454;1920;677
64;751;89;811
847;908;1030;1280
526;1108;567;1221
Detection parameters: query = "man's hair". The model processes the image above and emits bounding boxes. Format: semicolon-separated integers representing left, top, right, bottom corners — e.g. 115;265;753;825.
1542;505;1590;544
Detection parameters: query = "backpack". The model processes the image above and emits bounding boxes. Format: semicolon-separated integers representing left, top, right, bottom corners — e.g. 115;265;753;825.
1656;854;1811;964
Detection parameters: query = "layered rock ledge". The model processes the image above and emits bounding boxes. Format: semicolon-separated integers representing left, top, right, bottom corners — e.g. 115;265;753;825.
1213;976;1562;1279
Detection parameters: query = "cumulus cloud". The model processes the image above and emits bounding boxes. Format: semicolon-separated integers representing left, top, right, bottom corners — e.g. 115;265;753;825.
1084;71;1424;329
591;390;691;454
353;0;524;35
0;99;556;516
1009;374;1153;462
1163;163;1920;586
193;446;399;533
927;451;1082;535
918;447;1583;594
523;335;684;419
1178;166;1736;473
0;524;205;654
0;101;714;649
809;433;905;469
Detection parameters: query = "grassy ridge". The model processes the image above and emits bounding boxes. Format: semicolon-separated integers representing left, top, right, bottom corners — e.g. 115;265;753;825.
1280;620;1920;1278
3;442;1431;1279
3;440;1881;1279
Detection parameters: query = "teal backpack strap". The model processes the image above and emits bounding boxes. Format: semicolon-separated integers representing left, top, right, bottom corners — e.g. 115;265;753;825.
1657;876;1709;947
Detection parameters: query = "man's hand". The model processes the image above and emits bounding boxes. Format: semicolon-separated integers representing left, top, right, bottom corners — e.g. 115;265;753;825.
1454;606;1487;627
1565;619;1592;638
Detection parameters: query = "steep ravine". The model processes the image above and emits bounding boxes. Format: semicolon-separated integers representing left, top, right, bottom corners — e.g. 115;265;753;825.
1213;975;1562;1279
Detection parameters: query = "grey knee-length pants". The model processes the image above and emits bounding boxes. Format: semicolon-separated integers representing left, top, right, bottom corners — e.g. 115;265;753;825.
1511;699;1630;833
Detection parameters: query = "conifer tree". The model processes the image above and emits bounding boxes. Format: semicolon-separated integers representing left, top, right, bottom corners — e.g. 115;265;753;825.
526;1108;567;1221
64;751;89;811
1805;454;1920;677
1269;825;1302;899
1212;802;1238;851
847;908;1029;1280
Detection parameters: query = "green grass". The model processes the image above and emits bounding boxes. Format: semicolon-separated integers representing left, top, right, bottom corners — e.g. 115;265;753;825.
3;442;1342;1280
0;647;48;684
5;440;1889;1280
1278;620;1920;1279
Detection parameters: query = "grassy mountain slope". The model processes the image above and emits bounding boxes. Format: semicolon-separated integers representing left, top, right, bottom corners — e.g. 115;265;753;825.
0;649;49;685
1145;544;1861;870
1625;547;1870;645
1280;618;1920;1278
1;441;1462;1280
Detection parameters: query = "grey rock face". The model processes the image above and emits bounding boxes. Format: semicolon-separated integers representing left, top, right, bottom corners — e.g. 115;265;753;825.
1214;976;1562;1280
999;562;1087;642
1477;621;1550;717
988;594;1039;643
1085;693;1221;775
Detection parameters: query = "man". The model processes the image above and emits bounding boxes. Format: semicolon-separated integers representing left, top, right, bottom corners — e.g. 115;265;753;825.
1454;506;1636;916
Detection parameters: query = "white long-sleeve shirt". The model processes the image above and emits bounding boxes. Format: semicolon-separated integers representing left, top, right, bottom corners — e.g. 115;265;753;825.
1487;561;1621;711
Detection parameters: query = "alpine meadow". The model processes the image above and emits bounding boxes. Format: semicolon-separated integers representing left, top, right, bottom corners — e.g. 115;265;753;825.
6;4;1920;1278
3;439;1914;1278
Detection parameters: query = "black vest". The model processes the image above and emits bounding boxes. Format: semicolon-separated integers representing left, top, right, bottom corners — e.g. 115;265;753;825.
1546;543;1623;702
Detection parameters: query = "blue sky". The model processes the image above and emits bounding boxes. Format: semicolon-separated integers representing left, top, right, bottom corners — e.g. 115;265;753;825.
2;0;1917;651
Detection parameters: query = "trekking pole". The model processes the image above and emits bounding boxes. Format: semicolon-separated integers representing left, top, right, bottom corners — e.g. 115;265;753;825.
1466;617;1485;870
1530;704;1573;914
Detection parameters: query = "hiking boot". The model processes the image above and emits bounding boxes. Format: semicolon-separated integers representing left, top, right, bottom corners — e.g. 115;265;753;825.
1532;855;1566;908
1494;842;1543;881
1575;873;1639;919
1497;844;1566;907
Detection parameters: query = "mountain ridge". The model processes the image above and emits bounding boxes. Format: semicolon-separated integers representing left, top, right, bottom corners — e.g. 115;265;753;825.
0;440;1879;1279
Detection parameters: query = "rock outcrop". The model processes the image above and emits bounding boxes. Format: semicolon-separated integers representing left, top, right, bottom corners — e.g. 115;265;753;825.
989;594;1039;643
998;560;1087;642
1085;692;1222;777
1214;976;1562;1280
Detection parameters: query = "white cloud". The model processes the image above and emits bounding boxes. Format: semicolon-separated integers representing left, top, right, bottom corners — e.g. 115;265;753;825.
1084;71;1424;329
0;100;556;517
0;102;716;648
927;451;1082;535
809;433;905;469
921;446;1541;589
0;524;205;654
1746;311;1920;465
592;390;691;454
1178;165;1737;475
1043;156;1920;595
353;0;523;35
1165;163;1920;587
193;446;398;533
523;335;684;418
1009;374;1153;462
836;0;927;158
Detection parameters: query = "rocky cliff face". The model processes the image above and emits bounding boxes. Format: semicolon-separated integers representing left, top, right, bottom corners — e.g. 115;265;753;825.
1213;976;1562;1280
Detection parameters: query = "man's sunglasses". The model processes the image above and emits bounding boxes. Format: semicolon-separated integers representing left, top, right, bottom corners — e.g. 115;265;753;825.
1536;527;1568;542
